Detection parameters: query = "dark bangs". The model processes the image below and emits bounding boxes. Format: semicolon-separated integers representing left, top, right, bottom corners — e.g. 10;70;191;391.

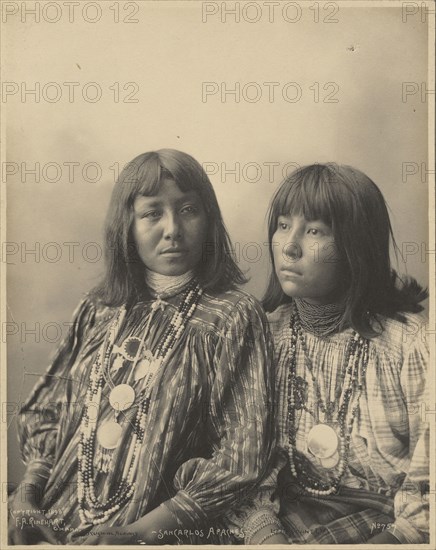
267;164;344;243
118;152;201;205
122;152;163;200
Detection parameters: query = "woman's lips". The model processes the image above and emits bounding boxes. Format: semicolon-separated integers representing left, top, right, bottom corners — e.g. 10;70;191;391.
280;267;302;275
280;267;302;276
160;248;187;257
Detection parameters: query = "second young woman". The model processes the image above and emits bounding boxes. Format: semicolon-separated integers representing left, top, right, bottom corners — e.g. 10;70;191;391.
227;163;429;545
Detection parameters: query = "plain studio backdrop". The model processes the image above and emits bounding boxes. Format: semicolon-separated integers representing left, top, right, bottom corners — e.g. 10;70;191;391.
4;2;429;487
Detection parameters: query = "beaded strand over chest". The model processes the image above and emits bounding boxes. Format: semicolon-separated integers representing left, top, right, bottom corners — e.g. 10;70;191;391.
77;280;202;526
286;303;369;496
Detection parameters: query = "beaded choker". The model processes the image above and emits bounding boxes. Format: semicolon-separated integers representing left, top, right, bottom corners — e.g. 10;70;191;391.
293;297;346;337
77;280;202;527
145;268;195;299
287;303;369;496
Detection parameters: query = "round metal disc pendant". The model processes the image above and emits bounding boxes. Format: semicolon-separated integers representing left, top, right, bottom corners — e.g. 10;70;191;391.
97;421;122;449
307;424;338;459
109;384;135;411
319;451;340;469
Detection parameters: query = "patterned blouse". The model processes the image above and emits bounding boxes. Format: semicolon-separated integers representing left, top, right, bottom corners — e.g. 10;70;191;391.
16;288;275;544
227;303;429;544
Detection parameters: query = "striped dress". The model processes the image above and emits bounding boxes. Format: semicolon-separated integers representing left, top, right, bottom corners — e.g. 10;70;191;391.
226;303;429;544
14;288;275;544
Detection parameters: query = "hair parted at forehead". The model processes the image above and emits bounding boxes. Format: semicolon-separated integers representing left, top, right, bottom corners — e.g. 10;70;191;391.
264;163;427;337
116;149;219;210
93;149;246;306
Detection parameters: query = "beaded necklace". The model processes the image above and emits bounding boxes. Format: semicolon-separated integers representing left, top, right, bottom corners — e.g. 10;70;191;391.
293;297;346;337
77;279;202;526
287;303;369;496
295;323;345;425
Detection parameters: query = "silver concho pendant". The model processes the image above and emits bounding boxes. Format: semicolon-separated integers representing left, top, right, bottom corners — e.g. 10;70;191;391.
307;423;339;459
319;451;340;469
109;384;135;412
97;420;122;449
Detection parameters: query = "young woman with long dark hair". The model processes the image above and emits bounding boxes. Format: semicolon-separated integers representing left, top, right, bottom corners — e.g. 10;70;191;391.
8;149;274;545
228;163;429;545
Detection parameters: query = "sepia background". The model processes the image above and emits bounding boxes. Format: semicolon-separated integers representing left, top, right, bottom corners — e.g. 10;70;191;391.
4;2;429;486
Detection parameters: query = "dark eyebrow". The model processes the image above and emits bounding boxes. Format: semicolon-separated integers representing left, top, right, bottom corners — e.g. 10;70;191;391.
307;219;330;226
175;192;201;204
134;193;202;212
133;198;162;213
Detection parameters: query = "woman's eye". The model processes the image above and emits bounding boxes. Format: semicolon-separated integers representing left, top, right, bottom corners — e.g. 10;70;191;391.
181;205;198;214
307;228;320;236
143;210;161;220
278;222;289;231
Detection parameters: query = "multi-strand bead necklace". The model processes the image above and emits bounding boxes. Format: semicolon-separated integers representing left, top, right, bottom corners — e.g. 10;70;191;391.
287;303;369;496
77;279;202;526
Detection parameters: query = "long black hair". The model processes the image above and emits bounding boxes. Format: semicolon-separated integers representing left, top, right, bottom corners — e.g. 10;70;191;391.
263;163;427;337
93;149;246;306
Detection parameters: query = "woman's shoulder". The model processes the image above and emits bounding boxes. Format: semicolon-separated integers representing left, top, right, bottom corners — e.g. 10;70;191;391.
266;303;292;324
372;311;428;356
199;288;266;328
72;292;119;326
203;287;264;311
266;303;291;330
265;303;292;345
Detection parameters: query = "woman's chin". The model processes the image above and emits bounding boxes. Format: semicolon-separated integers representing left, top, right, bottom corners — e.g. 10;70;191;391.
149;265;193;277
279;280;301;299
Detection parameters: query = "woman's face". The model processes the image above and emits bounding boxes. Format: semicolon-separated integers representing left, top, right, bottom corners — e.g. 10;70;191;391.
272;213;343;305
132;179;208;276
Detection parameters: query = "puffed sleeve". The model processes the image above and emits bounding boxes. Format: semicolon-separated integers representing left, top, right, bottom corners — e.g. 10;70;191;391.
222;448;287;541
16;296;96;489
222;316;289;540
162;295;275;526
392;328;429;543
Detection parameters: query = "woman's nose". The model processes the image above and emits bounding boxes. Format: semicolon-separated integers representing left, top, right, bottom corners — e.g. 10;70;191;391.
282;234;302;260
163;213;182;240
